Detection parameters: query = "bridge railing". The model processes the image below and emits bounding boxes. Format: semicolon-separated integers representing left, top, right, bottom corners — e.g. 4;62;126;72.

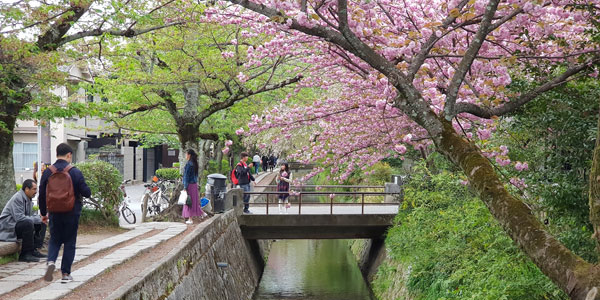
244;191;401;215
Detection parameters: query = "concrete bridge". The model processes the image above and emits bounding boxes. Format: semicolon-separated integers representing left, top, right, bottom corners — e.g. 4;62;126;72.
229;188;400;281
239;213;396;239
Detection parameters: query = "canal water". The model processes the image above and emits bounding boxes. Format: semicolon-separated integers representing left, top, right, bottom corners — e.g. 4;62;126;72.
253;239;373;300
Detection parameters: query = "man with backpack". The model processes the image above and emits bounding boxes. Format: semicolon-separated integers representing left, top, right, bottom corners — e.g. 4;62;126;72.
231;152;255;214
39;143;91;283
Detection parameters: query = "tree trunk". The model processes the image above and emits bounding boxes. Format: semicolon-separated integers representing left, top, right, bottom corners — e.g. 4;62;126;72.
435;117;600;300
198;139;212;181
589;106;600;253
215;141;224;174
0;127;16;209
0;107;19;209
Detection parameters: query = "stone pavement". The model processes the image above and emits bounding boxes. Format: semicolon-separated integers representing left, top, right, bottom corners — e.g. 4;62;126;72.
0;222;186;300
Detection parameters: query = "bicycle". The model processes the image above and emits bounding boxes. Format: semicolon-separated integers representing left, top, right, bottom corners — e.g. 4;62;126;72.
118;179;136;224
141;181;169;217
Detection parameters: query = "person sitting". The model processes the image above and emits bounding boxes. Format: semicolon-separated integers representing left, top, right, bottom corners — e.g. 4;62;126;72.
0;179;47;262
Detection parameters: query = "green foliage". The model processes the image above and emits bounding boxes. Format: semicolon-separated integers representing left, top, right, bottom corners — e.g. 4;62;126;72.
492;79;599;262
80;207;119;227
155;168;181;180
76;160;122;221
366;162;392;185
375;163;566;300
172;162;180;169
0;253;18;266
205;159;228;176
15;184;21;192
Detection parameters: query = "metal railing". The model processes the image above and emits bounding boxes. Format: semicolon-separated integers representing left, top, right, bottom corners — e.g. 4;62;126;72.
254;185;384;189
244;191;400;215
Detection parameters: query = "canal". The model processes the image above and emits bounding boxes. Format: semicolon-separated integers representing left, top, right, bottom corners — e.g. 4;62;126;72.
253;239;373;300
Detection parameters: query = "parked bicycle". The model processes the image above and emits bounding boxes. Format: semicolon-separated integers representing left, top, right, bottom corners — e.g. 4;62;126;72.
118;179;136;224
141;179;170;217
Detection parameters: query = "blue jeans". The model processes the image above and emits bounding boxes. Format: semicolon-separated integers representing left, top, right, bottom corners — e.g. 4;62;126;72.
48;213;80;275
240;184;251;211
254;163;259;174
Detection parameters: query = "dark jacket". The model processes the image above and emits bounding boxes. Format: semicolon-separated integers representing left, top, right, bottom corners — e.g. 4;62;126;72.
182;161;198;189
39;159;91;216
235;162;255;185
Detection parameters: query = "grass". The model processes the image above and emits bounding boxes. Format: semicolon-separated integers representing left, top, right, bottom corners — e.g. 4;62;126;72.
0;253;18;265
80;207;119;228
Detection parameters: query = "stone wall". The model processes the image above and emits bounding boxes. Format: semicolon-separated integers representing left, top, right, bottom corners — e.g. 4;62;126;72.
108;209;267;300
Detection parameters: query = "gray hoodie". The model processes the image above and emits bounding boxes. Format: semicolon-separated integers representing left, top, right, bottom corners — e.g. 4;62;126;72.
0;190;41;242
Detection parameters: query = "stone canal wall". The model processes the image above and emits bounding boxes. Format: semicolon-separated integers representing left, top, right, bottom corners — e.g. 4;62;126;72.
108;209;267;300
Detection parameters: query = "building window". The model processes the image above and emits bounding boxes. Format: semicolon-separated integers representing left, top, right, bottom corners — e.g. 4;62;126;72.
87;94;94;102
13;142;38;171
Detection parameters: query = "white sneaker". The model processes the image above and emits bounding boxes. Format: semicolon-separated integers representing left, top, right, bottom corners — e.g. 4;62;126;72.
185;219;193;225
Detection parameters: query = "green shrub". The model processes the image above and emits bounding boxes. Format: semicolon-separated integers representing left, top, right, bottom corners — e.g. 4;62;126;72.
172;162;180;169
367;162;392;185
16;184;22;192
76;160;122;221
80;207;118;227
374;162;566;300
155;168;181;180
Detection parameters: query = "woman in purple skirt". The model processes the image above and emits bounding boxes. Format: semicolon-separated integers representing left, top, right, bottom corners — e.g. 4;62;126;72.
182;149;207;224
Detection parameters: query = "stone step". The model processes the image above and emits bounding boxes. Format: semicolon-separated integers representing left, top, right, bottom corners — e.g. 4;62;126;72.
0;222;186;299
0;241;20;256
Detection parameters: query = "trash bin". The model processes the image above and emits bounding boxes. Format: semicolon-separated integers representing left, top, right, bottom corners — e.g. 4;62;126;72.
207;173;228;213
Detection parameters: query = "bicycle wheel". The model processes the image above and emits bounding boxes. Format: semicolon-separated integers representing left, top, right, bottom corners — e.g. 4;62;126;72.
121;206;136;224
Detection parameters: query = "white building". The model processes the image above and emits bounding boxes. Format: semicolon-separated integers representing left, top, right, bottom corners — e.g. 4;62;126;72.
12;64;147;183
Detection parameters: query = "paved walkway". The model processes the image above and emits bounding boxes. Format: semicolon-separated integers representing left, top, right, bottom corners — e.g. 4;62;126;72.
0;222;186;300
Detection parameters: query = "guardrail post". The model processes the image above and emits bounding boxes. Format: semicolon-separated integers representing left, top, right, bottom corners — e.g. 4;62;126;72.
362;193;365;214
299;193;302;215
266;193;269;215
330;194;333;215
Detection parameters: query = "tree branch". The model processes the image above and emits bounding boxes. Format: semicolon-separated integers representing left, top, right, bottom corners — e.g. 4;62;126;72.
455;60;598;118
36;1;93;51
56;21;184;48
117;102;163;118
198;75;303;122
444;0;500;120
408;0;470;80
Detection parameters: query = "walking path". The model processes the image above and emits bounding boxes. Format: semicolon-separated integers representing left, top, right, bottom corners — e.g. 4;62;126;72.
0;222;186;300
0;170;280;299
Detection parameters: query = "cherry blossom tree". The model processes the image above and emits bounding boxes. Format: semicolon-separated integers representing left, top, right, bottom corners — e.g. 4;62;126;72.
214;0;600;297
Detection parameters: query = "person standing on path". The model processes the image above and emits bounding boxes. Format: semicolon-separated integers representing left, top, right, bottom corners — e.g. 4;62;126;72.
252;153;261;174
276;163;292;214
261;155;269;172
39;143;91;283
269;154;276;172
182;149;207;225
0;179;47;262
235;152;255;214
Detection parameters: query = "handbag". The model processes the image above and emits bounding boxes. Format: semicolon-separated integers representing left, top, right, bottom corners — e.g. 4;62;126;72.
178;190;188;205
186;194;192;206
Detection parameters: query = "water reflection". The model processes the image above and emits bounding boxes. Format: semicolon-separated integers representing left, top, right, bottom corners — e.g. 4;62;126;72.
254;240;373;300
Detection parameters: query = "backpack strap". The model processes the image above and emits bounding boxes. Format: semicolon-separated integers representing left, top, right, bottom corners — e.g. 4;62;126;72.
48;165;58;174
48;165;72;173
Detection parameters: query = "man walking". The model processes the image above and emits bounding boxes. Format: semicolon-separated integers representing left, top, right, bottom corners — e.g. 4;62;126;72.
235;152;255;214
252;153;261;174
0;179;47;262
39;143;91;283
